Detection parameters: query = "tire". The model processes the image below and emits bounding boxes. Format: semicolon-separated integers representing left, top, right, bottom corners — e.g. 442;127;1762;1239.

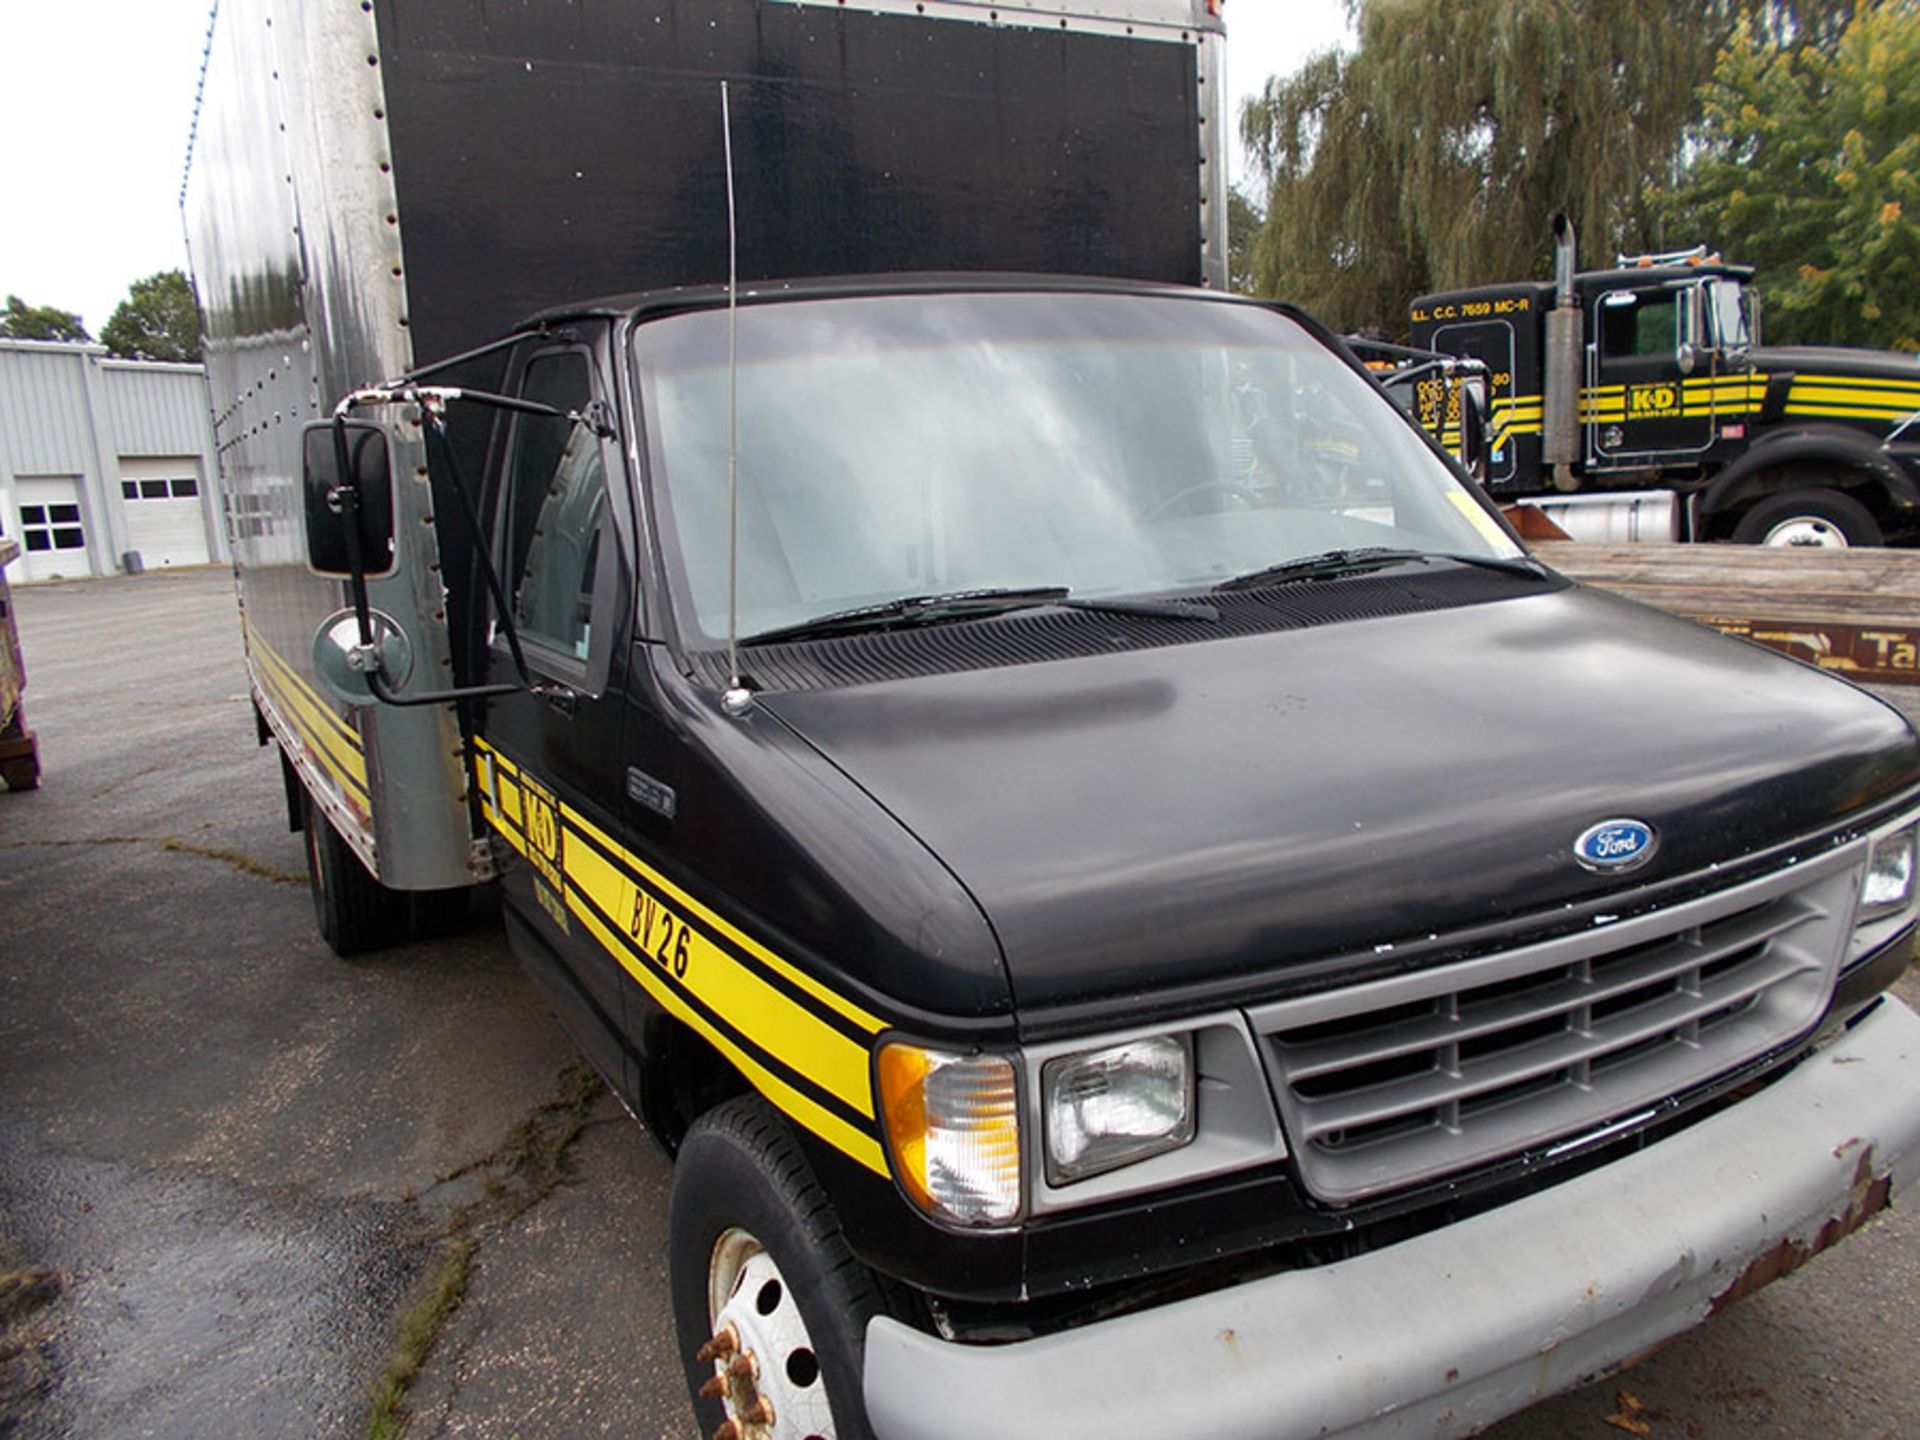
1731;487;1883;549
301;790;402;956
407;886;473;939
670;1096;889;1440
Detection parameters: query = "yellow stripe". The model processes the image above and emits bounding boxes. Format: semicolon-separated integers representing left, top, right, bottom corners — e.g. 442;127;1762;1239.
497;770;525;828
562;800;885;1037
246;633;369;801
1787;385;1920;410
472;736;894;1176
563;834;876;1117
1793;372;1920;396
255;664;368;808
572;898;888;1175
1784;403;1914;421
246;621;364;760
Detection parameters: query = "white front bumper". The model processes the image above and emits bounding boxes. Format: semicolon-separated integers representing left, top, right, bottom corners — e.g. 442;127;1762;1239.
865;998;1920;1440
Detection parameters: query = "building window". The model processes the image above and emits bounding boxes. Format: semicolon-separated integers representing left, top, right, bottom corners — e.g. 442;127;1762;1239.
122;481;138;499
19;503;85;554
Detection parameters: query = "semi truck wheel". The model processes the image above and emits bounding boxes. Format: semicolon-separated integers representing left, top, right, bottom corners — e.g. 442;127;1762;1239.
671;1097;886;1440
1731;488;1883;548
301;790;402;956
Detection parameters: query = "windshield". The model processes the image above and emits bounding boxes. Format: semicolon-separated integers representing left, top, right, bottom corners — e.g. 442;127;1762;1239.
1708;278;1751;350
632;292;1520;645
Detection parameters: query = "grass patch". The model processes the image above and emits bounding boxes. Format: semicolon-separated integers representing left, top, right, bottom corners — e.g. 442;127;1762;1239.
160;837;305;885
0;1266;62;1325
364;1060;603;1439
0;833;304;884
366;1237;474;1440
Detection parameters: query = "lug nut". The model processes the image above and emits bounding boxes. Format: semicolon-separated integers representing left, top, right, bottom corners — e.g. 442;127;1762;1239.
696;1326;738;1363
742;1397;776;1426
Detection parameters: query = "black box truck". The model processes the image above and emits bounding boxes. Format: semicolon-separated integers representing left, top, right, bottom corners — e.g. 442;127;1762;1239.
186;4;1920;1437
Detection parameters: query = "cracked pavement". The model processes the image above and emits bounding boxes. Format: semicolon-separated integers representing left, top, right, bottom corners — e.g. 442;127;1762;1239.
3;568;1919;1440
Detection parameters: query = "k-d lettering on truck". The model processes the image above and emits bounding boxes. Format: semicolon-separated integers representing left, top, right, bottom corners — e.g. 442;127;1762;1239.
1411;214;1920;546
187;5;1920;1439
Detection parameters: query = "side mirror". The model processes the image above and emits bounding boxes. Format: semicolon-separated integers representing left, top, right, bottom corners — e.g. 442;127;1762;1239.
302;420;397;579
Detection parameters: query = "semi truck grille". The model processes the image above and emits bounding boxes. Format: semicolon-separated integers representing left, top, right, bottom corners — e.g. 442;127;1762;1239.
1249;845;1864;1205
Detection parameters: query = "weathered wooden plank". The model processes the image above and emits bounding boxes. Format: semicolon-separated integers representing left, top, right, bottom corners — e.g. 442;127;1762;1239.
1541;541;1920;685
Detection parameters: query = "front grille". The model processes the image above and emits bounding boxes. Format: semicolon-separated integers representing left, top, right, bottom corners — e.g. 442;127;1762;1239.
1250;844;1864;1204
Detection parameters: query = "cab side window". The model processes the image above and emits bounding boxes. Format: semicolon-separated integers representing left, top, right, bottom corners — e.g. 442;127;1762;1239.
1599;293;1677;359
502;352;604;660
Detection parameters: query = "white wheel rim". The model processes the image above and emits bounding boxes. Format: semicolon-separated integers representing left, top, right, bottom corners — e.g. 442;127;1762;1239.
705;1226;836;1440
1761;515;1851;548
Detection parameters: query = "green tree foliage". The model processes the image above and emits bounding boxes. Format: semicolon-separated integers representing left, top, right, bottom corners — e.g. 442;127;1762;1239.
101;269;205;363
1239;1;1851;334
1227;186;1262;294
1;294;90;343
1667;1;1920;350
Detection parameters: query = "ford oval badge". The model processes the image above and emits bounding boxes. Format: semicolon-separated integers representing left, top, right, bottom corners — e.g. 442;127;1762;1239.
1574;819;1657;873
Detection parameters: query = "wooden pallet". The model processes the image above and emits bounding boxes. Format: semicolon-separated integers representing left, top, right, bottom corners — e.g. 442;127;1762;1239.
1543;542;1920;685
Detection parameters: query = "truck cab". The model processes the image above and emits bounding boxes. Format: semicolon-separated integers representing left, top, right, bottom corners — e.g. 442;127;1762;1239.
301;275;1920;1440
1583;254;1757;465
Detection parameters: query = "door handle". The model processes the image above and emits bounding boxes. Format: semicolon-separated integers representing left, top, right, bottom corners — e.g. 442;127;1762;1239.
535;682;579;717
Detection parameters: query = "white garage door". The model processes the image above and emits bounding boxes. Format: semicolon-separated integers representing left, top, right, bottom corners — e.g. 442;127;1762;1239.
121;476;210;569
13;477;91;583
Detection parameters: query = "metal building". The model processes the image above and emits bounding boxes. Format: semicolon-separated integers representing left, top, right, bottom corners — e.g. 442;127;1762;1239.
0;339;226;583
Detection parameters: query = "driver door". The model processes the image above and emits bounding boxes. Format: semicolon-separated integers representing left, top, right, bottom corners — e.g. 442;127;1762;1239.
472;337;638;1088
1587;283;1714;462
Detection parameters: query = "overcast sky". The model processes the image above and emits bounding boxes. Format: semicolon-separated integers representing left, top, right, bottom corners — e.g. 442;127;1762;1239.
0;1;1349;338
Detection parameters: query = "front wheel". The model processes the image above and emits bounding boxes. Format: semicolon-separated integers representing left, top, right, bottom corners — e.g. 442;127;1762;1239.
1731;487;1883;548
670;1097;888;1440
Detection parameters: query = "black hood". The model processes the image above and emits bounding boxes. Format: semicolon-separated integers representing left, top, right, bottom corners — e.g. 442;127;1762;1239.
1751;344;1920;381
762;586;1920;1015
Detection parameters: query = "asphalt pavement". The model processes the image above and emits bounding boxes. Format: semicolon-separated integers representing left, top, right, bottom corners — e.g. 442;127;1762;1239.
2;568;1918;1440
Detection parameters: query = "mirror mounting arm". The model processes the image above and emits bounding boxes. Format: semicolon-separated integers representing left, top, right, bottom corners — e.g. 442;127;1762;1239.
326;385;546;708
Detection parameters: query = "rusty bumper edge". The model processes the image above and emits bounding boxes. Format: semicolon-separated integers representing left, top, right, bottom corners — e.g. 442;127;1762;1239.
864;999;1920;1440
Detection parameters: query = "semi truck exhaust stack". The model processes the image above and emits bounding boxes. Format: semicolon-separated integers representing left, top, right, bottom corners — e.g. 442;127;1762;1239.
1544;213;1582;492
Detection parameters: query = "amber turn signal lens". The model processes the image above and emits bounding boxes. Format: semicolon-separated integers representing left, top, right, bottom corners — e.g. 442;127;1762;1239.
877;1042;1021;1226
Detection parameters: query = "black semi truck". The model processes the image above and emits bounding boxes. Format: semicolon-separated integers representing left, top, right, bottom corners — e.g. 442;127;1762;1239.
1410;216;1920;546
188;5;1920;1438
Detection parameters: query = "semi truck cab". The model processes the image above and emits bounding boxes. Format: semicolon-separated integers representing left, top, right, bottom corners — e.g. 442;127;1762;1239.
1413;227;1920;545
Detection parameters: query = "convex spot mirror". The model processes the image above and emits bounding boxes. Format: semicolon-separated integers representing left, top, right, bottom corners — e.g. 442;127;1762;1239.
312;607;413;704
302;420;397;579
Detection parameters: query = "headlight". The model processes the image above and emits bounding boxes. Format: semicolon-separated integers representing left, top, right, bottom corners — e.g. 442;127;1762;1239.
1862;824;1917;921
876;1043;1021;1226
1043;1034;1195;1185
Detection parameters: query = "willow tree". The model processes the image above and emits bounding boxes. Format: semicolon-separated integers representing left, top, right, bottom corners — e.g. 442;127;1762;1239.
1239;0;1852;333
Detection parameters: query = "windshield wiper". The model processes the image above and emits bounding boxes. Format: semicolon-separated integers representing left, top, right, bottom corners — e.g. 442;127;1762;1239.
1214;547;1547;592
740;586;1072;646
1064;595;1219;622
740;585;1217;646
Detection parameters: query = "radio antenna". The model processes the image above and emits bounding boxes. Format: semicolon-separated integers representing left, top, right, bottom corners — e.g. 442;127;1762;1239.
720;80;752;717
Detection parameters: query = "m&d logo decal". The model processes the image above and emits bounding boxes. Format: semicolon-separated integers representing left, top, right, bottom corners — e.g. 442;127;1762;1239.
1628;383;1682;418
522;774;564;892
